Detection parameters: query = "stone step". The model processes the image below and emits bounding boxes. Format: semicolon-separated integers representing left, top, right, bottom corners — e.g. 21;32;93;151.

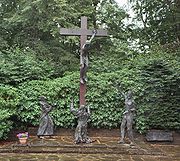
2;146;159;155
1;143;164;156
0;136;165;156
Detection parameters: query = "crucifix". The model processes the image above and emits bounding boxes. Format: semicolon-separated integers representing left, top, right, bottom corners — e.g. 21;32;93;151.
60;16;107;106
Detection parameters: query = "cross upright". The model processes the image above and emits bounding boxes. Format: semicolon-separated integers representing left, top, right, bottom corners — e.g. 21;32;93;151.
60;16;108;106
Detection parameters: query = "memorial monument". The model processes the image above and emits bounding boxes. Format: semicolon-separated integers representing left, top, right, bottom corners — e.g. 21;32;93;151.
60;17;107;143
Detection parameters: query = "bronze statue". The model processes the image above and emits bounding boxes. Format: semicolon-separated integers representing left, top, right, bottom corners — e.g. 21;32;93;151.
70;101;92;144
80;30;97;84
37;96;54;138
118;90;136;145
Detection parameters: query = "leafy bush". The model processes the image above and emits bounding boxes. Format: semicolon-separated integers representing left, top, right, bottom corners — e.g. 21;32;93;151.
13;69;144;131
134;51;180;133
0;85;20;139
0;47;178;138
16;49;179;134
0;48;54;85
17;72;80;128
18;71;138;129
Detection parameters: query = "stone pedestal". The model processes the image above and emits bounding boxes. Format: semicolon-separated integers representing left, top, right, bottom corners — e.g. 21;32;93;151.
146;130;173;142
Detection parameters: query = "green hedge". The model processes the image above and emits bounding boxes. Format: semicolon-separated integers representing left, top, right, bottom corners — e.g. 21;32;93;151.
0;49;179;139
0;85;20;139
17;72;133;128
17;72;79;128
17;50;179;134
134;52;180;132
0;48;54;85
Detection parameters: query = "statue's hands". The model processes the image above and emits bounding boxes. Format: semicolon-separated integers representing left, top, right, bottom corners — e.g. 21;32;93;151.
70;99;74;110
130;108;136;113
93;29;97;35
87;105;90;110
123;111;128;115
116;82;125;97
87;105;91;114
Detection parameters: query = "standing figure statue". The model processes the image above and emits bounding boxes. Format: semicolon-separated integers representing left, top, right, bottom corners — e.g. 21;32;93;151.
37;96;54;138
118;90;136;145
70;100;92;144
80;30;97;84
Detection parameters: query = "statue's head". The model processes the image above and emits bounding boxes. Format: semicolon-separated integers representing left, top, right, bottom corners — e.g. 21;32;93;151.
39;96;46;102
127;90;132;98
85;40;90;44
79;105;86;112
82;40;91;50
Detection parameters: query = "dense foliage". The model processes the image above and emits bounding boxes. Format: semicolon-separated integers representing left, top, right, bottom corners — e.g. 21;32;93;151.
2;50;178;138
0;0;179;139
0;0;126;77
129;0;180;49
0;48;54;85
0;85;20;139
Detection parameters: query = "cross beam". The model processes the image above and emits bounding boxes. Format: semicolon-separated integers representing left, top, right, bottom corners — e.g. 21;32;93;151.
60;28;108;36
60;16;107;106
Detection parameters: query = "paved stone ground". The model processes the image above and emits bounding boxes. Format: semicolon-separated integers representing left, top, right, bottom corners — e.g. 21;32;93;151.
0;152;179;161
0;135;179;161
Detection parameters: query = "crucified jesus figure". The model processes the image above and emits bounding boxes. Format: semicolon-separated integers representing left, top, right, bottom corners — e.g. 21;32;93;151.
80;30;97;84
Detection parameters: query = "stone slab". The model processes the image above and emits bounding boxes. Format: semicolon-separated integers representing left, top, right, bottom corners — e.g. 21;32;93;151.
146;130;173;142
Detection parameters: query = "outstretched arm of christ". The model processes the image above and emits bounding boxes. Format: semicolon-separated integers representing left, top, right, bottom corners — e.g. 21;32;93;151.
82;30;97;50
88;30;97;43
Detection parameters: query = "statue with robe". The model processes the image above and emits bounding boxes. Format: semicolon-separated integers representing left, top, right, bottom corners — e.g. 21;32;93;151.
37;96;54;138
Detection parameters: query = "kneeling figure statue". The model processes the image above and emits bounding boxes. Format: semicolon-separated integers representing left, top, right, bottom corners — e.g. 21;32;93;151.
70;101;92;144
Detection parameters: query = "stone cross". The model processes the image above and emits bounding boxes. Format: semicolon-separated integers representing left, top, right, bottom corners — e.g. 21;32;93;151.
60;16;107;105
